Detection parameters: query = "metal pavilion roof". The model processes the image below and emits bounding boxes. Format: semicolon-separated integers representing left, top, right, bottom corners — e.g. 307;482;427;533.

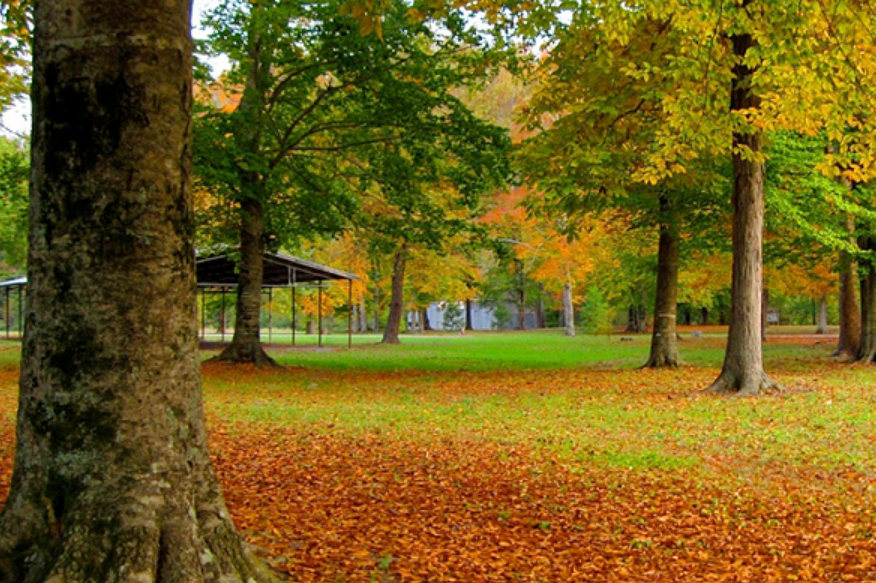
0;276;26;288
196;252;359;287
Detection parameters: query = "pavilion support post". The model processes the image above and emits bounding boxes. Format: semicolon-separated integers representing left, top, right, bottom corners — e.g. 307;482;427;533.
220;287;227;343
292;285;296;346
268;287;273;343
318;282;323;348
4;287;9;339
348;279;353;350
18;285;23;338
200;287;206;341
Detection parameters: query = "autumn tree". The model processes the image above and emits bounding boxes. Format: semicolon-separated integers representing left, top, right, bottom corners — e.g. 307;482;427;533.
0;0;278;580
195;0;508;363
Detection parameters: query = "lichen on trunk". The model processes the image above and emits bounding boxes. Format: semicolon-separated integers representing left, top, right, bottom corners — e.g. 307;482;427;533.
0;1;282;580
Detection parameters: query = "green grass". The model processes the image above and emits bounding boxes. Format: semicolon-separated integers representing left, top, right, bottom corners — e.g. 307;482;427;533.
6;328;875;482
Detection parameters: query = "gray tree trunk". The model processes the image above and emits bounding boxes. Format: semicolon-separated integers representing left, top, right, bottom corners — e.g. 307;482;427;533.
563;280;575;337
706;22;777;395
0;1;279;580
644;198;680;368
382;246;407;344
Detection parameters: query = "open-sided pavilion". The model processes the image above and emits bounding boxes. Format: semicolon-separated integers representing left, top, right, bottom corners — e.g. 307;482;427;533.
196;252;359;348
0;252;359;347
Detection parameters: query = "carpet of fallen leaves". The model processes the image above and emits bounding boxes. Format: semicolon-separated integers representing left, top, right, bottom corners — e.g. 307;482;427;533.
1;342;876;582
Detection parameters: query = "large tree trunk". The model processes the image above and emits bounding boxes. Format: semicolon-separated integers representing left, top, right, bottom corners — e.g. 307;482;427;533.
563;280;576;337
644;197;680;368
0;2;279;581
835;217;861;359
706;24;777;396
217;198;275;366
382;246;407;344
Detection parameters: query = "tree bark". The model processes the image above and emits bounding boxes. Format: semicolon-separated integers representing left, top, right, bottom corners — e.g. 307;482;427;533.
465;299;474;331
856;238;876;362
705;24;778;396
563;280;576;337
381;246;407;344
214;14;274;367
644;197;680;368
701;307;709;325
0;2;279;581
816;294;828;334
216;198;275;366
515;259;526;330
835;217;861;359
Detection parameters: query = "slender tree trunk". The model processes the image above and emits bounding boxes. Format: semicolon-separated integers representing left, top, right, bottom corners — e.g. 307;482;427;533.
563;280;576;337
644;197;680;368
835;217;861;359
0;2;279;580
701;307;709;325
465;299;474;331
515;259;526;330
357;295;368;332
422;309;431;331
215;26;274;366
816;294;828;334
857;239;876;362
706;24;777;395
382;246;407;344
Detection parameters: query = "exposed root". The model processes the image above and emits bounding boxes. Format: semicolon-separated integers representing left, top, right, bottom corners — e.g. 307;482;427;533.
700;370;783;398
0;496;284;583
213;341;279;368
640;354;680;369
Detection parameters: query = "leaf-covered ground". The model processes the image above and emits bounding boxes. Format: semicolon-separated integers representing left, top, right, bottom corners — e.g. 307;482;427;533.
2;331;876;581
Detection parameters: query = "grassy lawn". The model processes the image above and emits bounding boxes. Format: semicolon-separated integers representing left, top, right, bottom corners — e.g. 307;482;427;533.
2;329;876;581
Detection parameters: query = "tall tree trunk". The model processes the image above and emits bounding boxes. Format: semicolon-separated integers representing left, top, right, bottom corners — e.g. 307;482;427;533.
563;280;576;337
382;246;407;344
0;2;279;580
215;25;274;366
835;217;861;359
706;23;777;395
701;307;709;325
816;294;828;334
465;299;474;331
217;198;274;366
359;296;368;332
644;197;680;368
515;259;526;330
857;239;876;362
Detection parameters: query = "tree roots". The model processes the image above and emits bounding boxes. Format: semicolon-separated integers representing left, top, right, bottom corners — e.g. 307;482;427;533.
701;370;782;397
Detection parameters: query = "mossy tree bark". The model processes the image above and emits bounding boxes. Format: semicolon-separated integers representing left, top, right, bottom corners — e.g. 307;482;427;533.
381;245;407;344
0;1;281;581
643;196;680;368
705;22;778;396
